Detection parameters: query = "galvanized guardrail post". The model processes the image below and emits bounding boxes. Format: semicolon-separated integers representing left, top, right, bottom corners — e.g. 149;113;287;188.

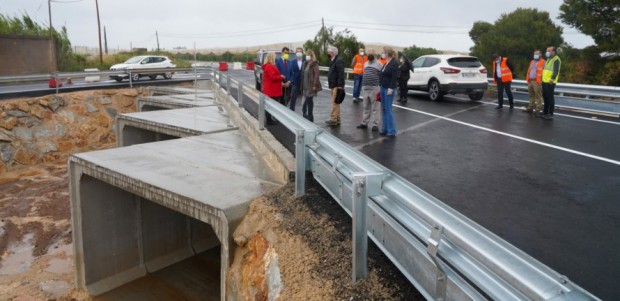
427;224;447;300
237;81;244;108
128;70;133;88
54;73;59;94
226;75;231;95
258;94;266;130
352;172;383;282
295;129;306;196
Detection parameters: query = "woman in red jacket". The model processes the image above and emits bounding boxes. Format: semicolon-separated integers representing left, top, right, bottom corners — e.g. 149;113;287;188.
262;52;286;125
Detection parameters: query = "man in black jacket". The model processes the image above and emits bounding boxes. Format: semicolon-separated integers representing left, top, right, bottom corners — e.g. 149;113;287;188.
326;45;345;126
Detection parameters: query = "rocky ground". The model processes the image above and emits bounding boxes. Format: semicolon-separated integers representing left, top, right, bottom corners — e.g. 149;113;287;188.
0;88;422;301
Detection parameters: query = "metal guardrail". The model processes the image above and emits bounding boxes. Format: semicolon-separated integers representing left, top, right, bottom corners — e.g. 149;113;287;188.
316;66;619;115
212;69;601;300
0;67;209;94
488;79;620;115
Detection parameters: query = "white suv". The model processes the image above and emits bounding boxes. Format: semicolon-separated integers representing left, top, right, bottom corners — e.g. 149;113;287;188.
407;54;488;101
110;55;176;82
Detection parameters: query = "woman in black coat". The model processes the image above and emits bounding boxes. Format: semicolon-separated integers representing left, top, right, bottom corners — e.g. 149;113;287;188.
398;54;412;103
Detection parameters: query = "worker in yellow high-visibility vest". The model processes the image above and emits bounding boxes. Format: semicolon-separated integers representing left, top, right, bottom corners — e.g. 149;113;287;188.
541;46;561;120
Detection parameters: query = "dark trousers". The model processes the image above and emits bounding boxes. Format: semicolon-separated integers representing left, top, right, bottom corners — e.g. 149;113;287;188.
289;84;300;111
542;83;556;115
497;81;514;107
398;77;409;101
282;85;291;105
266;96;284;125
302;96;314;121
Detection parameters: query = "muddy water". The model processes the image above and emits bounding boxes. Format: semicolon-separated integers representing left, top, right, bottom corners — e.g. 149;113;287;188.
0;234;35;275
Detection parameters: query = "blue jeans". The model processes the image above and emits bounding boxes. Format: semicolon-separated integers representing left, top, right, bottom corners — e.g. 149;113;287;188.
353;74;363;98
380;87;396;135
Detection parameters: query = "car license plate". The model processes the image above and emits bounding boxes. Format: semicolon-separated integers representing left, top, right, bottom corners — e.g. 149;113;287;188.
462;73;476;78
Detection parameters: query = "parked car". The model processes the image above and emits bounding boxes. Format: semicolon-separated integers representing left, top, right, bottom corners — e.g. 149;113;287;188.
109;55;176;82
253;50;284;91
407;54;488;101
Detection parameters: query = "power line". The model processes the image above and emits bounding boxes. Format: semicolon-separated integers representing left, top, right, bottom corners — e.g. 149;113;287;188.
50;0;85;3
327;19;471;29
160;20;321;39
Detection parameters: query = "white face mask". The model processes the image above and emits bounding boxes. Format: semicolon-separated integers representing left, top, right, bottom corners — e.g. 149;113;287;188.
296;52;303;58
381;53;387;59
305;55;311;61
359;52;364;56
400;58;404;63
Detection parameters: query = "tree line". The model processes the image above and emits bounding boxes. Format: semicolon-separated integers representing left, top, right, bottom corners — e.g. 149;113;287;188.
1;0;617;85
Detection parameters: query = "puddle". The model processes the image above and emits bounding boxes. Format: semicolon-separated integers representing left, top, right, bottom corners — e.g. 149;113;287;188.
0;233;35;275
39;280;69;297
46;257;73;274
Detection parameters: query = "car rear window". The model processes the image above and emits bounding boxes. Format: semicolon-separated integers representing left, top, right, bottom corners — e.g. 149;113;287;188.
447;57;482;68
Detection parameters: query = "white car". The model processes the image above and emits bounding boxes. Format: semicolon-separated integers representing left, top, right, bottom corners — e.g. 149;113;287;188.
109;55;176;82
407;54;488;101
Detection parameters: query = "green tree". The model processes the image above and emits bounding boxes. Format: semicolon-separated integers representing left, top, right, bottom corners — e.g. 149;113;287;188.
402;45;440;61
469;8;564;79
304;26;364;66
559;0;620;52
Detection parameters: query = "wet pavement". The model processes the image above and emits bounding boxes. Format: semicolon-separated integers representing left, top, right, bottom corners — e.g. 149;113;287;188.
220;69;620;300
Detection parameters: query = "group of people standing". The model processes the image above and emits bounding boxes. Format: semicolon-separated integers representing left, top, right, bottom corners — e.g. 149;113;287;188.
492;46;562;120
327;46;400;137
261;45;407;138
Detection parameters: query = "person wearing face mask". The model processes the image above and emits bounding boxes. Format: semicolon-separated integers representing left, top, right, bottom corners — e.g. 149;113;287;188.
325;45;345;126
286;47;305;111
379;46;399;137
351;48;368;102
541;46;561;120
262;52;287;125
397;54;413;103
378;52;388;65
492;52;515;110
300;50;322;121
524;50;545;114
275;47;291;104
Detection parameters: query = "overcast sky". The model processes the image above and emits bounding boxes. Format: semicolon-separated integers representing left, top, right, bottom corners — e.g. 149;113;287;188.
1;0;595;52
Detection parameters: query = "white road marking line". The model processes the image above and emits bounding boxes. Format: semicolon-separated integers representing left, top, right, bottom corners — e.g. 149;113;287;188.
458;97;620;125
394;104;620;166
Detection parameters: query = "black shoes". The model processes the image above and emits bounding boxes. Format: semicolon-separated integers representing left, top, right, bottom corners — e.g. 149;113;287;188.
495;106;503;110
356;124;368;129
542;114;554;120
371;126;379;132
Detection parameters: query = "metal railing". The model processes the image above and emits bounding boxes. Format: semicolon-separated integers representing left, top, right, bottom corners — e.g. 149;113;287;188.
212;69;601;301
488;79;620;115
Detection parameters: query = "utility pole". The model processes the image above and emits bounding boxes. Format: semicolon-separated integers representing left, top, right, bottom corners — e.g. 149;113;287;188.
104;26;108;54
48;0;56;71
156;31;160;52
321;17;326;57
95;0;103;64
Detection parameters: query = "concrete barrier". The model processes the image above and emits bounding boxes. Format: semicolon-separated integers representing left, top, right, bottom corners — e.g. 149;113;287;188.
137;93;216;111
116;106;237;147
233;62;242;70
70;85;292;300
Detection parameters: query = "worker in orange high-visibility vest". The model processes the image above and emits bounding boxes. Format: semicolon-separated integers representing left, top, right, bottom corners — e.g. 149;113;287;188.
492;53;515;110
351;48;368;102
524;49;545;114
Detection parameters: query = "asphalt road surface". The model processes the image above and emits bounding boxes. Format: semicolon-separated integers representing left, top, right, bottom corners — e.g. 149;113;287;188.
222;68;619;300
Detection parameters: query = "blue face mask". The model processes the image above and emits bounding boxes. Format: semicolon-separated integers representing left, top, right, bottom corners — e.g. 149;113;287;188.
533;54;540;60
545;51;551;58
